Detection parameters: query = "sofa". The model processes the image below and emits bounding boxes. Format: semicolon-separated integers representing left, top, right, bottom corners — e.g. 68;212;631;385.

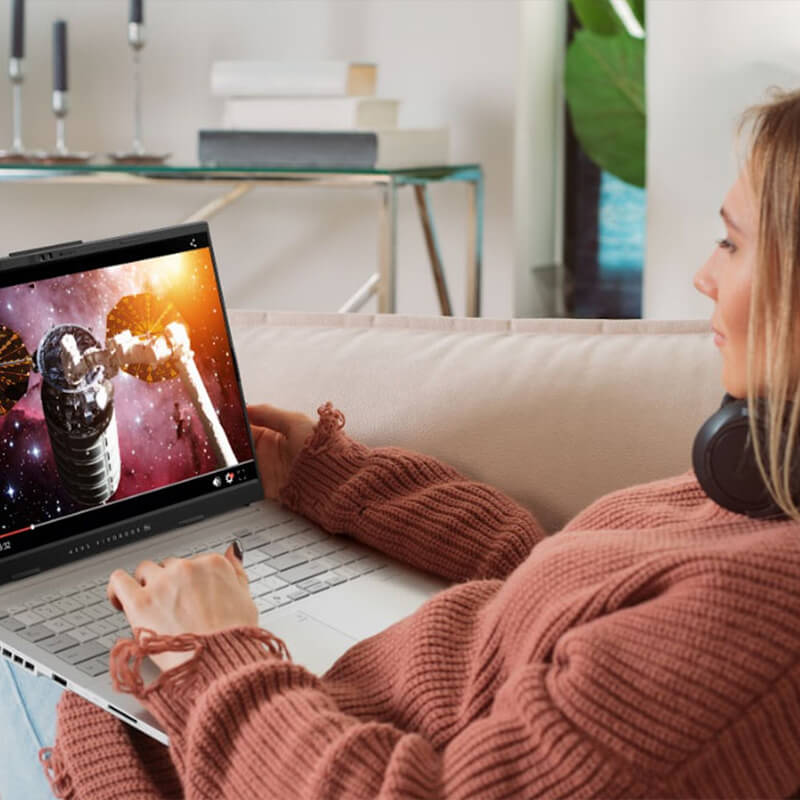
228;311;721;532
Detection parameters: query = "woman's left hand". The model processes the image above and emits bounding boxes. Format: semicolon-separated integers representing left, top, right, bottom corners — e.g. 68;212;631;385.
106;542;258;673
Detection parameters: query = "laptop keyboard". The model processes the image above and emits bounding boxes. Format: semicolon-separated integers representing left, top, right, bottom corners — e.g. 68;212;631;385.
0;517;387;680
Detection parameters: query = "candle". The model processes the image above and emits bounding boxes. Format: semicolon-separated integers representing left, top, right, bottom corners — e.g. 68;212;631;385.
129;0;143;24
53;20;67;92
11;0;24;59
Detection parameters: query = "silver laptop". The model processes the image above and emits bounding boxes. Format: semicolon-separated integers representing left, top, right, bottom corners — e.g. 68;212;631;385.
0;223;448;745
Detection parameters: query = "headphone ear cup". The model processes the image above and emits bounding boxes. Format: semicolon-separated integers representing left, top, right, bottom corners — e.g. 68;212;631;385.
692;395;783;518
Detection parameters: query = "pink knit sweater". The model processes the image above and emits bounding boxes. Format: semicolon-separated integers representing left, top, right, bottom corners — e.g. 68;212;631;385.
39;403;800;798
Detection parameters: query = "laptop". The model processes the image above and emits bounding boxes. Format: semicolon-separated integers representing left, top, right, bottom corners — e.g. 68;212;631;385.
0;222;448;745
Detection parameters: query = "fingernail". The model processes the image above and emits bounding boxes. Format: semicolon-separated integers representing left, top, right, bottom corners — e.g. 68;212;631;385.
232;538;244;562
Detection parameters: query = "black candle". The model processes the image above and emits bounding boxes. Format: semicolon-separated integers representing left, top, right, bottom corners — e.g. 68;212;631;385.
11;0;24;59
129;0;143;24
53;20;67;92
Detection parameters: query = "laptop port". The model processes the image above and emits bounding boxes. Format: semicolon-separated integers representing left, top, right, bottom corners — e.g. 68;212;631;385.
109;705;137;725
52;674;67;687
1;648;10;658
12;654;22;664
24;661;34;672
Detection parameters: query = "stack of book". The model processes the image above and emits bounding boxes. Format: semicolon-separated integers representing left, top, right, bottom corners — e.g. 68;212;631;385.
199;61;450;170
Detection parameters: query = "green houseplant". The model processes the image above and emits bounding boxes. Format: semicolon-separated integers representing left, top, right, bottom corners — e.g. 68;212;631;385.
564;0;646;188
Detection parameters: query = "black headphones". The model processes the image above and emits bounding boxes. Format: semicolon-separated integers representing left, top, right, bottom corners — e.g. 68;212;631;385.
693;393;800;519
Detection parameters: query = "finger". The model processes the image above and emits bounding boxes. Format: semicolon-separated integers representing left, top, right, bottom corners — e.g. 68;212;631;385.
247;403;293;436
107;569;144;613
159;556;185;570
133;559;163;586
224;542;250;588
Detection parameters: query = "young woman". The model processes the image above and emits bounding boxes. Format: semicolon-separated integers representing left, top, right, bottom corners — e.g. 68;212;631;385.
5;89;800;799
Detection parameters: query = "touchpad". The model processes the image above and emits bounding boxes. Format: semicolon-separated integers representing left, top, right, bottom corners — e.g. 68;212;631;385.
261;610;357;675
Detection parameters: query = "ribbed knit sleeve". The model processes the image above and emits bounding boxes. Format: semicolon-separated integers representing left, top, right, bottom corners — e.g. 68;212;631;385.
44;528;800;800
277;402;547;582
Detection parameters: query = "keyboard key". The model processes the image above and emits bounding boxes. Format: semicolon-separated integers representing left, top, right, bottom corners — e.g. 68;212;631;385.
6;604;27;616
321;571;347;586
72;591;98;607
246;562;276;581
54;597;82;614
43;618;74;635
297;578;328;594
2;617;25;633
58;586;81;598
66;627;97;644
280;561;328;585
287;587;310;600
33;603;63;621
78;657;109;677
61;640;106;665
306;540;345;559
283;531;318;550
17;624;56;643
84;603;113;621
87;587;110;603
267;589;295;608
97;634;120;650
242;548;269;568
258;540;291;559
87;619;117;637
270;551;308;572
40;593;63;604
255;596;276;614
63;611;93;627
14;610;44;626
38;632;81;654
250;577;281;597
77;581;97;593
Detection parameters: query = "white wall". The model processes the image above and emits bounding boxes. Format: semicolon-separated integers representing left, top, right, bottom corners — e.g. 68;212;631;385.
645;0;800;320
0;0;519;317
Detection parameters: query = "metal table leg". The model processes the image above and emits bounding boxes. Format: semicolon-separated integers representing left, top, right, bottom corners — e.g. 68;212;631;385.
182;182;254;224
414;185;453;316
339;272;379;313
377;179;397;313
465;175;484;317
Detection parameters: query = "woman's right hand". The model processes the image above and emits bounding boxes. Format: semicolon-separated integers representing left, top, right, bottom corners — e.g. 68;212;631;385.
246;404;316;500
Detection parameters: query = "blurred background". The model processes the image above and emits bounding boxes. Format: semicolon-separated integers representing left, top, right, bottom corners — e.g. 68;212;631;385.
0;0;797;320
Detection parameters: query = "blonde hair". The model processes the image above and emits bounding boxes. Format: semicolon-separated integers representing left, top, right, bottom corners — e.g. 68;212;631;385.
740;87;800;520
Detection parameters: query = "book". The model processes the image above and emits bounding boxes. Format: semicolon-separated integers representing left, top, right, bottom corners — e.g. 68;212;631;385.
197;128;450;170
222;97;399;131
210;61;377;98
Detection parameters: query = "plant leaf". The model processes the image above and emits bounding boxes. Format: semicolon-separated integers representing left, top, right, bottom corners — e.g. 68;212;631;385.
570;0;625;36
565;29;646;187
626;0;645;29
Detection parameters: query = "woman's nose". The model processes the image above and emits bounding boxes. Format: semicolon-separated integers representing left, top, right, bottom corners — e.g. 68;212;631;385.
693;260;717;300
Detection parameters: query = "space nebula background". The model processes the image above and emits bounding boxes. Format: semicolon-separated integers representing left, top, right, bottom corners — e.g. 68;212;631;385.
0;248;253;536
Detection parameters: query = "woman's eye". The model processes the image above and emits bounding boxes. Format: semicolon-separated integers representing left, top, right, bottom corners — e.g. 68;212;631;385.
716;237;737;254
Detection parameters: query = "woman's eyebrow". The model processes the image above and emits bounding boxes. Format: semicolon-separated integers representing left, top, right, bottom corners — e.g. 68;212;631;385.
720;207;743;233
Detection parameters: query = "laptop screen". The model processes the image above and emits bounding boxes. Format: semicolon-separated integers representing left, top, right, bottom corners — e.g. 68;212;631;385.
0;226;259;570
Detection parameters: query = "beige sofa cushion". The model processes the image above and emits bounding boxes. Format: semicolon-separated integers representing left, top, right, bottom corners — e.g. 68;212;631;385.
228;311;721;533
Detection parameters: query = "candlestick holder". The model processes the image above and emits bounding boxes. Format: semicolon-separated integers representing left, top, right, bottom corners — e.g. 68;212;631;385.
109;16;169;165
0;58;33;162
38;21;93;164
38;90;93;165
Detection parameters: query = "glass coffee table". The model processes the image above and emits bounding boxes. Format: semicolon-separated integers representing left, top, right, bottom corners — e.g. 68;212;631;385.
0;163;484;316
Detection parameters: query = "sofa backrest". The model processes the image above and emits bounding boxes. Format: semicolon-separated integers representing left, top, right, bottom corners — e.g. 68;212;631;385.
228;311;722;533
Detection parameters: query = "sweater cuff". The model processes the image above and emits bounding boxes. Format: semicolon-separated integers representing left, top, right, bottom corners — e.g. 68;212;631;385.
108;626;288;759
278;401;370;529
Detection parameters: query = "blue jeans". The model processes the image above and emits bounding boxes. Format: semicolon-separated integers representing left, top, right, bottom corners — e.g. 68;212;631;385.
0;659;63;800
